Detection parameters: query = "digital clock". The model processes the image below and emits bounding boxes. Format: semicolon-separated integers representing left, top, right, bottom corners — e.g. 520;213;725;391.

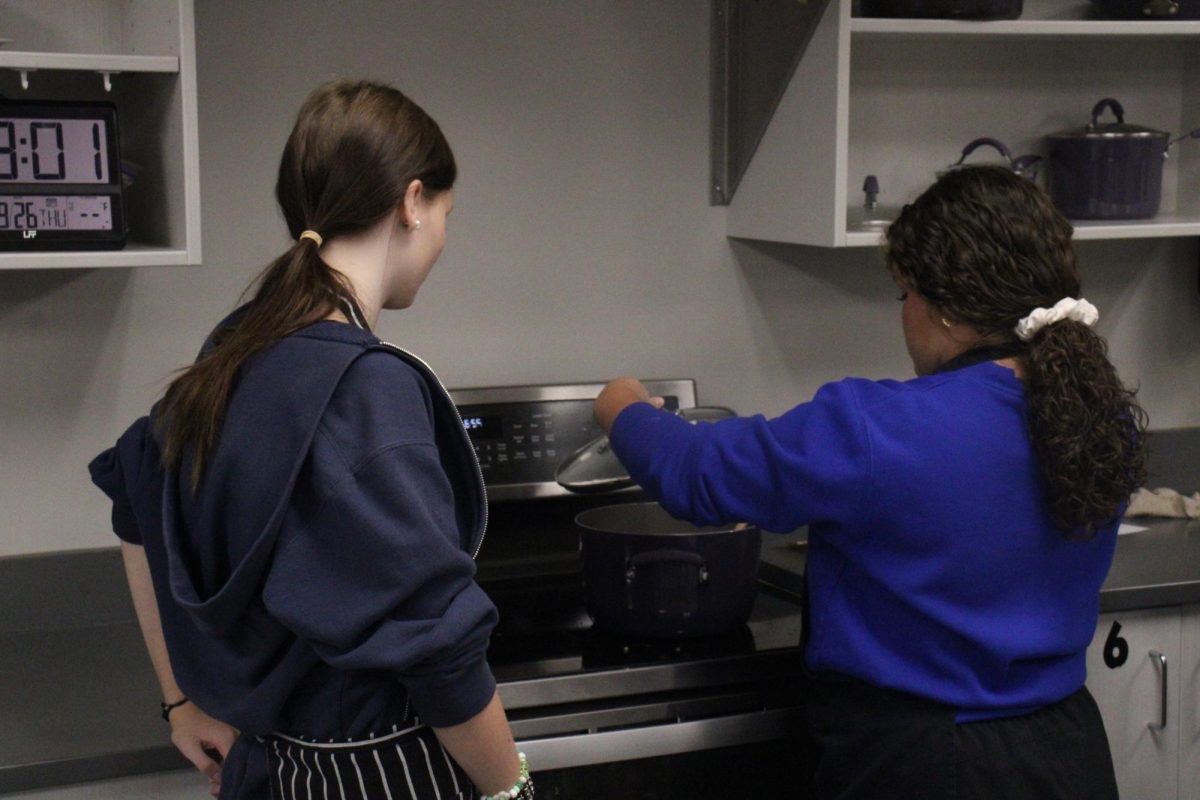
0;100;126;251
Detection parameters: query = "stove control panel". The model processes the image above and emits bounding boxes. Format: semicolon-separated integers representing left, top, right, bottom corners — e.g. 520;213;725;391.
450;380;696;500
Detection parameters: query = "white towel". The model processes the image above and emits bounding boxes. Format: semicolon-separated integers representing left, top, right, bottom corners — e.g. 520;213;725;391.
1126;487;1200;519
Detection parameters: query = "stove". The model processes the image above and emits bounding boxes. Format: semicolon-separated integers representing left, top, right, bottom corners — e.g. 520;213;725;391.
451;382;808;797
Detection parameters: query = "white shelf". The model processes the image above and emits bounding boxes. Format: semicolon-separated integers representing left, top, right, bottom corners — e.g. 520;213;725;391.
0;52;179;73
729;1;1200;248
1071;216;1200;240
0;244;190;269
845;217;1200;248
851;18;1200;38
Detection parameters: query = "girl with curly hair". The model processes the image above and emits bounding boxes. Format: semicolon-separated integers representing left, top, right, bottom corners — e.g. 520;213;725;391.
593;165;1145;799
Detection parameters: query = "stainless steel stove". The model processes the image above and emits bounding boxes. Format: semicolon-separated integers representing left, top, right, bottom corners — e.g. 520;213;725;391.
450;381;807;797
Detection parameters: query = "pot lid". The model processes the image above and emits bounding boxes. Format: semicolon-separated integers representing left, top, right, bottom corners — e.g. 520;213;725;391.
555;406;737;494
1050;97;1168;140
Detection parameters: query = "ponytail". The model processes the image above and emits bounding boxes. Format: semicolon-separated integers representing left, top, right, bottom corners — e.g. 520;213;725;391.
158;242;354;489
1023;320;1147;536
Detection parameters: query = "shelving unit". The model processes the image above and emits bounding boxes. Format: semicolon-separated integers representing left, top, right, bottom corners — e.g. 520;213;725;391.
0;0;200;269
727;0;1200;247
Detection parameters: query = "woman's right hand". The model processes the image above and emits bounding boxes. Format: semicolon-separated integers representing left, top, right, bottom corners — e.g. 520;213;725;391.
594;377;664;434
168;702;238;797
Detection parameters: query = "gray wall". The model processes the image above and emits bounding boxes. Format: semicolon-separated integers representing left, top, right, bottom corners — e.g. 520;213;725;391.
2;1;1198;557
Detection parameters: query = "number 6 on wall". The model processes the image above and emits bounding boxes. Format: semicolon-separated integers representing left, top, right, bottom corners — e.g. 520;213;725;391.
1147;650;1167;732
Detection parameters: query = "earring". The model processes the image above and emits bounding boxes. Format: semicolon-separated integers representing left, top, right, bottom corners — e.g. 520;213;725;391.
412;219;421;231
941;317;952;328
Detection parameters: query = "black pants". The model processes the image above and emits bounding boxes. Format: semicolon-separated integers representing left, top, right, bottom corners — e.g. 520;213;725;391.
803;673;1119;800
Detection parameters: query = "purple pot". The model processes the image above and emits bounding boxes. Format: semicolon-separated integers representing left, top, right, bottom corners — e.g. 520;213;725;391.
576;503;761;638
1047;98;1170;220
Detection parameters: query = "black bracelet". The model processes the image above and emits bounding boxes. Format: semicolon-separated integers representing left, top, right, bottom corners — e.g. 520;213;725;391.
161;697;190;721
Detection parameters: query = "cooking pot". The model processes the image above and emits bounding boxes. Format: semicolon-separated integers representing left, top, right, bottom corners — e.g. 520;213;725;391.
941;137;1042;181
1047;98;1200;220
1089;0;1200;19
860;0;1022;19
575;502;762;638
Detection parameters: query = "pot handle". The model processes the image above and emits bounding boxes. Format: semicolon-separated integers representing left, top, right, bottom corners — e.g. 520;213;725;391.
1168;127;1200;149
953;137;1013;168
628;548;707;570
1011;154;1043;180
625;549;709;612
1091;98;1125;127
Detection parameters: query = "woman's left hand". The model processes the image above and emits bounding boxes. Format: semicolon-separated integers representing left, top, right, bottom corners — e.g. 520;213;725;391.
169;703;239;797
595;377;663;434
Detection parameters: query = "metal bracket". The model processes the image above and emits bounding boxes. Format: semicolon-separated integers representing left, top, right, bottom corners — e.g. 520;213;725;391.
710;0;831;205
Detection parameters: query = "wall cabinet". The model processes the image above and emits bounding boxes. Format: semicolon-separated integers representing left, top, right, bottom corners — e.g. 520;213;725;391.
0;0;200;268
1086;605;1200;800
727;0;1200;248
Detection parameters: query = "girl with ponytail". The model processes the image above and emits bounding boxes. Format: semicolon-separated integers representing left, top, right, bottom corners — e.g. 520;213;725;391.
592;165;1142;798
90;80;530;800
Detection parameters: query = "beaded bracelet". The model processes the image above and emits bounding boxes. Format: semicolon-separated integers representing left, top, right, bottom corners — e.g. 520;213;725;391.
481;751;533;800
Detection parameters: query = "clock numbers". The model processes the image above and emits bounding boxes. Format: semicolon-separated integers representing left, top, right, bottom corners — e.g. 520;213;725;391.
31;122;66;180
0;122;15;180
0;200;38;229
92;123;103;181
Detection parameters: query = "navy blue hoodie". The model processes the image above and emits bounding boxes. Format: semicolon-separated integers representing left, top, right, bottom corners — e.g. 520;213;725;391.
89;319;495;798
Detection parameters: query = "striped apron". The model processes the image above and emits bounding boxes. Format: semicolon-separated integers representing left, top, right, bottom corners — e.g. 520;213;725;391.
263;724;476;800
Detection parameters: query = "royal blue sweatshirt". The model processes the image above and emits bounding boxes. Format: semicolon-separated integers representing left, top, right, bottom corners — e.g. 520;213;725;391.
609;361;1118;722
88;320;495;798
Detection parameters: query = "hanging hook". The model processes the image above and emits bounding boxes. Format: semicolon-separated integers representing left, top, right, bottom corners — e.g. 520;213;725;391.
99;71;118;92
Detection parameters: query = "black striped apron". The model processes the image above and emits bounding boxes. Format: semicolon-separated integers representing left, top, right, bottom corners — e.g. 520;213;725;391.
263;724;476;800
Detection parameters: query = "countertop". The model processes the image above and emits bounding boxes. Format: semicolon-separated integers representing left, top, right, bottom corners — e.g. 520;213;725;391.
2;516;1197;795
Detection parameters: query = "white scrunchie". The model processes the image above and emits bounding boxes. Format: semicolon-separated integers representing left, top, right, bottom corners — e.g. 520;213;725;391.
1014;297;1099;341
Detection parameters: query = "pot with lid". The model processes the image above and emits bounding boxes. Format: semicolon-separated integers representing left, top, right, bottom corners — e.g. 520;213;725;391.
1047;98;1200;220
556;406;758;638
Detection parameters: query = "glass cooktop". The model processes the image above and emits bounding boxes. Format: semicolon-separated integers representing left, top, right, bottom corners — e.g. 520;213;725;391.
481;571;805;683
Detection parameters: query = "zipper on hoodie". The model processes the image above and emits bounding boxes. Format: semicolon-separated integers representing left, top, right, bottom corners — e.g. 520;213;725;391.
376;340;489;560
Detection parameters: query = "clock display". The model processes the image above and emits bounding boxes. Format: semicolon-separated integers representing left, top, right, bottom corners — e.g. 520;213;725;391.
0;195;112;231
0;118;110;184
0;100;125;250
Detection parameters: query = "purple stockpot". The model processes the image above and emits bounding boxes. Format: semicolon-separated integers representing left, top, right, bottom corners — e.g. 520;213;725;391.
1047;98;1200;220
576;502;761;639
860;0;1022;19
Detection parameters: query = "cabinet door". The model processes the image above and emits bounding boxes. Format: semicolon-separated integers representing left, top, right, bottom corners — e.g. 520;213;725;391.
1182;605;1200;800
1087;608;1181;800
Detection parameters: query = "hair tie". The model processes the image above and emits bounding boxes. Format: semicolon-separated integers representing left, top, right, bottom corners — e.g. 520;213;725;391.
1014;297;1099;341
298;230;323;247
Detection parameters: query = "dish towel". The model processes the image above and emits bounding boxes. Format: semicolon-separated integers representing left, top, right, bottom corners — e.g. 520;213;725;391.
1126;487;1200;519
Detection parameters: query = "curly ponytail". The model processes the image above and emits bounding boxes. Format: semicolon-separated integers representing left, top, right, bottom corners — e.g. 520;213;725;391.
1023;320;1147;535
885;166;1147;536
158;80;456;489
